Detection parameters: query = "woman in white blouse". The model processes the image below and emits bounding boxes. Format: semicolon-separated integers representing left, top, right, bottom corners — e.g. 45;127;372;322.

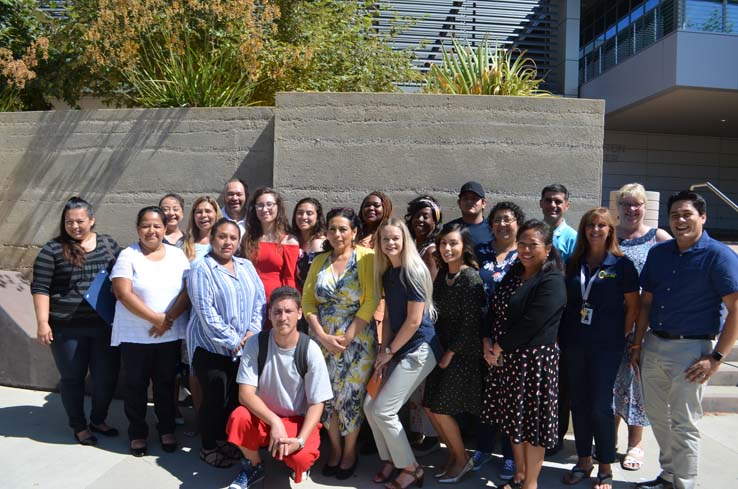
111;207;190;457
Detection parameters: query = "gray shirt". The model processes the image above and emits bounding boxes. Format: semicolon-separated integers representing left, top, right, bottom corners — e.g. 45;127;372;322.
237;331;333;418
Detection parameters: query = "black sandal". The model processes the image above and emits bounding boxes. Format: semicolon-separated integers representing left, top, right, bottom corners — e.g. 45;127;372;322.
130;439;147;457
74;431;97;446
594;473;613;489
89;423;119;437
160;434;178;453
200;447;234;468
501;480;524;489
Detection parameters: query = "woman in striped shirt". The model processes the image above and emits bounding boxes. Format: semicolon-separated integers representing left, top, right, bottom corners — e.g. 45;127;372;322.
31;197;121;446
186;218;266;468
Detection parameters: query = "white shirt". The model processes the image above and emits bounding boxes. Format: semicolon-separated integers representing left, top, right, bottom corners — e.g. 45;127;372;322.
111;243;190;346
221;207;247;240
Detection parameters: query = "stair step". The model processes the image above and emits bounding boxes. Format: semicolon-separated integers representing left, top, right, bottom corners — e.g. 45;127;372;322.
711;363;738;386
703;385;738;413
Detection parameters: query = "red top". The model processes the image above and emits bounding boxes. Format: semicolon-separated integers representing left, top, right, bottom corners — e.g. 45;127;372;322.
254;241;300;308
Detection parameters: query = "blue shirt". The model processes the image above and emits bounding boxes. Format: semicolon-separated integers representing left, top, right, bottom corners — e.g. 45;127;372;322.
186;255;266;363
561;253;639;351
553;220;577;263
382;267;442;361
449;217;495;264
640;231;738;336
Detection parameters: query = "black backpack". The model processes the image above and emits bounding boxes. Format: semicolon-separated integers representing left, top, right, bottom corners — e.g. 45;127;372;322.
256;330;311;380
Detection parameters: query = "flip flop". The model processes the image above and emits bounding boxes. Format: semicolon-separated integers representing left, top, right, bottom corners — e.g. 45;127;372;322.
593;472;613;489
621;446;644;471
562;465;594;485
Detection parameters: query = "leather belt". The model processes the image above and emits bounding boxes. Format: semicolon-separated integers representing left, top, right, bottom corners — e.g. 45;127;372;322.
652;330;715;341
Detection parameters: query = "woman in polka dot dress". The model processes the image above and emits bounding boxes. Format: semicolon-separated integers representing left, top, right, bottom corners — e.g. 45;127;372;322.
484;220;567;489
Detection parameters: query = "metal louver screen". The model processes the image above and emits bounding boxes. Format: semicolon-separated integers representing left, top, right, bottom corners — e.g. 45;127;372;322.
372;0;560;89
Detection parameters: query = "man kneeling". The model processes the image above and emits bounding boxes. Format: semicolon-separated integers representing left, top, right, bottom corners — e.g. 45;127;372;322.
226;287;332;488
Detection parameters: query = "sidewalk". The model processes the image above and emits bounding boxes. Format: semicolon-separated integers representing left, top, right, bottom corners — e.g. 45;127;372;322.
1;385;736;489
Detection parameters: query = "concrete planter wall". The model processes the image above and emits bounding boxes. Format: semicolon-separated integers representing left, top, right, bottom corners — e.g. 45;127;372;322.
0;92;604;390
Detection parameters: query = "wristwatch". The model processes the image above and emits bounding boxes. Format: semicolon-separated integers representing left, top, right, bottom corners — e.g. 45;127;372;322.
296;437;305;450
384;346;394;356
711;350;724;363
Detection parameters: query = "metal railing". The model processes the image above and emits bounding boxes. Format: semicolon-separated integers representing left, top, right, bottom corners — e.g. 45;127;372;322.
690;182;738;215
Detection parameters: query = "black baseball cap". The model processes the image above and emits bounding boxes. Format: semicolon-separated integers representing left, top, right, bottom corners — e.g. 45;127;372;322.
459;181;486;199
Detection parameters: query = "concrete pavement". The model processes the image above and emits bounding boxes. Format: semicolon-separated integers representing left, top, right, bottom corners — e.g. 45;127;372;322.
1;385;736;488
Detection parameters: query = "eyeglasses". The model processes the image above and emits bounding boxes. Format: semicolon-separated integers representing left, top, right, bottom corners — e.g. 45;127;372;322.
255;202;276;210
619;201;644;209
492;217;517;225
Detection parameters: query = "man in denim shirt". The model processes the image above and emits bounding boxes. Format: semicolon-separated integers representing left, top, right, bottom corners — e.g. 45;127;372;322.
631;191;738;489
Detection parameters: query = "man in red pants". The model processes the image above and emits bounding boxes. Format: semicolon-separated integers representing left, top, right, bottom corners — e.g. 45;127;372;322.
226;287;332;488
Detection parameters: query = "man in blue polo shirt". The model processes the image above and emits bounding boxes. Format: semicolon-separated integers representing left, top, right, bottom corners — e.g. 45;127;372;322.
631;190;738;489
540;184;577;262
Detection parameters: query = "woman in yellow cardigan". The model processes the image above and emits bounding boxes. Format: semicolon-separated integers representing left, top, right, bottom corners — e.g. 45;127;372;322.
303;207;379;480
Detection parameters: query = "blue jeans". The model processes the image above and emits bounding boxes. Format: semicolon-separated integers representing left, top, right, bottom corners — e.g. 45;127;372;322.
565;345;621;463
49;326;120;432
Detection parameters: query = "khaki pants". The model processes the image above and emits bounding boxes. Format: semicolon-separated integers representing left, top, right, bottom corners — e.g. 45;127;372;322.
641;331;711;489
364;343;437;469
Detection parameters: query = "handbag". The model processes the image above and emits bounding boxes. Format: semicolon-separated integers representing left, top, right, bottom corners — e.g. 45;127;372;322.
84;237;117;326
366;369;384;399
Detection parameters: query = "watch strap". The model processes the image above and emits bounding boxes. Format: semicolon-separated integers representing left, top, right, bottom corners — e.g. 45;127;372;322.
711;350;724;362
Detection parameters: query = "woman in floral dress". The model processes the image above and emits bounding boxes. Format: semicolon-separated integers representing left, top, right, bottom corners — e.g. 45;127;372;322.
303;207;379;480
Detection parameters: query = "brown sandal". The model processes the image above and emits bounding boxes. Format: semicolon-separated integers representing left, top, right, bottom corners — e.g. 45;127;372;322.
385;466;424;489
373;462;396;483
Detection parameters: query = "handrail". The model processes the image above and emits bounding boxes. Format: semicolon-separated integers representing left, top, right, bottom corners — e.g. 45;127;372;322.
689;182;738;215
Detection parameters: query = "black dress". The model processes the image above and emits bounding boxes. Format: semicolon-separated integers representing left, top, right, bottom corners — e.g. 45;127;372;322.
423;267;485;416
482;267;566;449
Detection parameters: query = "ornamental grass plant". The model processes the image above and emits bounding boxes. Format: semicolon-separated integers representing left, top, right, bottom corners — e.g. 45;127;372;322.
424;37;551;97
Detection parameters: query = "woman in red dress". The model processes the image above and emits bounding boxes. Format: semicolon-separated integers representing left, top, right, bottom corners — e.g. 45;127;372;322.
240;188;299;324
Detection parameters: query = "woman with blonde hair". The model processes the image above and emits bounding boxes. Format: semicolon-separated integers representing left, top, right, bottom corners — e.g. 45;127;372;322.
365;218;441;489
184;196;222;262
613;183;670;471
560;208;639;489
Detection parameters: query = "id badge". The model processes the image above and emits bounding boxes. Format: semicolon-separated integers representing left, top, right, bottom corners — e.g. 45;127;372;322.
580;304;593;325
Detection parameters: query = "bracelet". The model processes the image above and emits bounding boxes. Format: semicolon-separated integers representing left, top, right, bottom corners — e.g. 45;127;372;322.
630;344;641;350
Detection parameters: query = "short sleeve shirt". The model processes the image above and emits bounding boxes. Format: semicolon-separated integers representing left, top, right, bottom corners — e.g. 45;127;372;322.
237;331;333;418
448;218;495;264
110;243;190;345
561;253;639;351
382;267;441;361
640;232;738;335
553;220;577;263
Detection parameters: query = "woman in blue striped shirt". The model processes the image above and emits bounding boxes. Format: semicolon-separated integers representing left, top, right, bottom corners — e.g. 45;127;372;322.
186;218;266;468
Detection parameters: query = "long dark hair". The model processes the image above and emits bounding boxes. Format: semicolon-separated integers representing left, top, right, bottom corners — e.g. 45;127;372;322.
241;187;291;261
291;197;326;248
405;195;443;247
433;222;479;272
566;208;623;278
56;197;95;268
323;207;361;252
510;219;564;276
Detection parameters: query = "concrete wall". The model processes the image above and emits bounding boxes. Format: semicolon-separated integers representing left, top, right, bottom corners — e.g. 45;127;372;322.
274;92;604;227
0;107;275;273
603;130;738;231
0;93;604;390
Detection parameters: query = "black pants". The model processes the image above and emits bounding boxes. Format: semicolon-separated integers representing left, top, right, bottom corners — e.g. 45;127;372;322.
49;326;120;433
120;340;181;440
557;347;571;445
192;347;239;450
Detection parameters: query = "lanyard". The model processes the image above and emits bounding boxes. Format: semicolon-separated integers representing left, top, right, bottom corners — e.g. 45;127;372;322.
580;265;598;303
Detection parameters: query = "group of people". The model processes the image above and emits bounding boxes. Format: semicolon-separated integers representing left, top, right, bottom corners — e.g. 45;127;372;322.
31;177;738;489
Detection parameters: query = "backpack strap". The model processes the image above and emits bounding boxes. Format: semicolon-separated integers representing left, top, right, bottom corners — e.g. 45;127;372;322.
295;332;310;378
257;330;270;380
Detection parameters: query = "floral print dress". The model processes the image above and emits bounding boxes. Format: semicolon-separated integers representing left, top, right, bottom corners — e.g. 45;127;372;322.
311;249;376;435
